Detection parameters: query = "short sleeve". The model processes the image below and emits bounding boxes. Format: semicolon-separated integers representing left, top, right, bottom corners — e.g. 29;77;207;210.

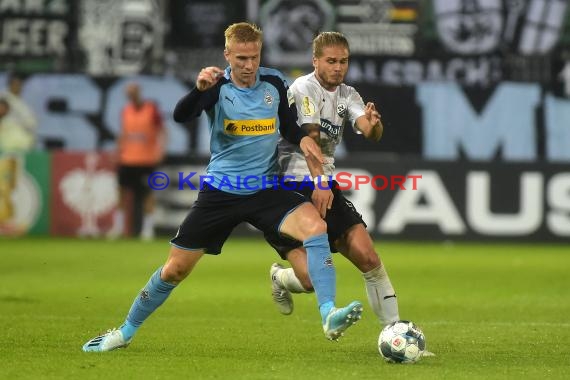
347;86;366;133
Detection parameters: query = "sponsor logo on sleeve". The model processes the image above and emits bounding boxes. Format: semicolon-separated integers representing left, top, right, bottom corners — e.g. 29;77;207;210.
301;96;316;116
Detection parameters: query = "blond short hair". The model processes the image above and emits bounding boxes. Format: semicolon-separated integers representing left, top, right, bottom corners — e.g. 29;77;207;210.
313;31;350;58
224;22;263;49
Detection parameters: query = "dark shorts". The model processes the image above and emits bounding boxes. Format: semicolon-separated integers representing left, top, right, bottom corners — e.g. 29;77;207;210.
118;165;156;196
170;184;308;255
264;180;366;259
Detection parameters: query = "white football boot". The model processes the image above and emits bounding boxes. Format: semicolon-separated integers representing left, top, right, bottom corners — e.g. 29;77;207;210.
270;263;294;315
82;328;131;352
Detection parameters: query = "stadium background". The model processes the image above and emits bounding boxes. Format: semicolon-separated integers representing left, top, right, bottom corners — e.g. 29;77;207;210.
1;0;570;242
2;2;570;379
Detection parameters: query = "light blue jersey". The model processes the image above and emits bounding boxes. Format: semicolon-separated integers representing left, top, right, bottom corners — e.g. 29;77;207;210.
173;66;304;194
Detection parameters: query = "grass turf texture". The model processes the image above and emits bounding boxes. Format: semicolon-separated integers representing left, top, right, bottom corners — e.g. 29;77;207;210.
1;237;569;380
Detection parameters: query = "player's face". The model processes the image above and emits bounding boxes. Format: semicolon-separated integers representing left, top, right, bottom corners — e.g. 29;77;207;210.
224;41;261;88
313;45;349;91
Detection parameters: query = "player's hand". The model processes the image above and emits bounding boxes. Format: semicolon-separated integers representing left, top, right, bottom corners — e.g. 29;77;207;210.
196;67;224;91
300;136;324;164
312;183;334;218
365;102;381;126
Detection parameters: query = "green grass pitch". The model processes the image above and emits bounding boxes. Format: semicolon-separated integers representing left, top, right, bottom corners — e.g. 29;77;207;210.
1;237;569;379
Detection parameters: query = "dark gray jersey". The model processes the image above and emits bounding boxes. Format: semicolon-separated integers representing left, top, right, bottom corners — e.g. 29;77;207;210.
279;72;366;180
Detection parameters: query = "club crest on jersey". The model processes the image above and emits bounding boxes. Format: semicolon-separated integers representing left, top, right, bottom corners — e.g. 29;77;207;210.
301;96;315;116
264;91;274;106
337;103;347;117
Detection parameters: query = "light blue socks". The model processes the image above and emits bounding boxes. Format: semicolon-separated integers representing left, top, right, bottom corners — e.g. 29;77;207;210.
120;267;176;340
304;233;336;321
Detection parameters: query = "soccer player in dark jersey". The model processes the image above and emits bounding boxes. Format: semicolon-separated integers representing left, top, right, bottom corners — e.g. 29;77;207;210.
82;23;362;352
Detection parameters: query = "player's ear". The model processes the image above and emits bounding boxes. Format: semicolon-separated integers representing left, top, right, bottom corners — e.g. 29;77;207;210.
312;56;318;69
224;48;230;62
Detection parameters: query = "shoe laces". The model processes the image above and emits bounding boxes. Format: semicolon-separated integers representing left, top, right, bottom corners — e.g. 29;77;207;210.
98;327;118;336
272;288;288;302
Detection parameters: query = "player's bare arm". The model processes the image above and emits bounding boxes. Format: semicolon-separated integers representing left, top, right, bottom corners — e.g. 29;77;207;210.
356;102;383;142
302;122;321;142
302;123;333;218
299;135;325;165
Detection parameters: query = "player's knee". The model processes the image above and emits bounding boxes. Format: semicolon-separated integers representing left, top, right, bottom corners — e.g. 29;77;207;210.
302;217;327;237
161;263;191;283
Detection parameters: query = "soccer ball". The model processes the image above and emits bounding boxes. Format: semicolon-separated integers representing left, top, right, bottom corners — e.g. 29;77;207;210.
378;320;426;363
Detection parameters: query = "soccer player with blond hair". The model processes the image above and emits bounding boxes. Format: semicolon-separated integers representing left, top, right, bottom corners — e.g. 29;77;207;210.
82;24;363;352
